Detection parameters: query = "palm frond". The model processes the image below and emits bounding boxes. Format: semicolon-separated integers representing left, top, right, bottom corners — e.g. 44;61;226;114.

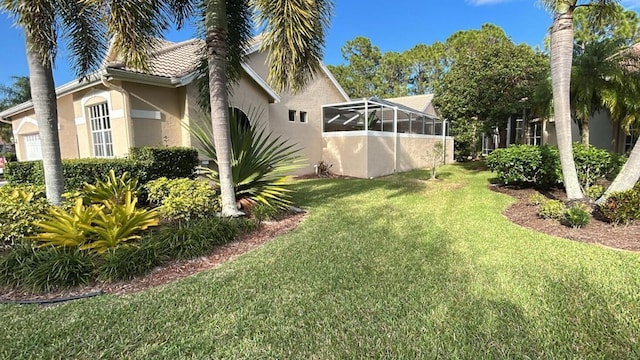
2;0;57;66
57;0;107;79
252;0;333;93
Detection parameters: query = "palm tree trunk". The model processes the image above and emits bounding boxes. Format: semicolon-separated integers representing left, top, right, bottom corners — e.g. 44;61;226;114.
205;4;242;217
25;46;63;205
596;137;640;204
550;11;583;200
580;118;589;146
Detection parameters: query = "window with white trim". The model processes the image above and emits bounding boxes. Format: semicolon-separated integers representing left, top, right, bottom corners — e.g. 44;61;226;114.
88;103;114;158
24;133;42;161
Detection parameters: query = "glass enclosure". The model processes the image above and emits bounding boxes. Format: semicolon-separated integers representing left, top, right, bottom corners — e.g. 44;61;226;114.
322;98;444;135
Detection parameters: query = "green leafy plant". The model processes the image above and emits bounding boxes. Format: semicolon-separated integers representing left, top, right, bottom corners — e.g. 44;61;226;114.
0;243;94;292
585;184;605;200
188;108;303;210
528;192;547;206
96;238;162;282
430;141;444;179
486;145;560;188
31;192;159;254
564;204;591;228
572;143;624;188
0;185;50;247
146;177;220;223
538;199;566;220
150;218;241;260
71;170;141;205
598;189;640;225
250;202;281;224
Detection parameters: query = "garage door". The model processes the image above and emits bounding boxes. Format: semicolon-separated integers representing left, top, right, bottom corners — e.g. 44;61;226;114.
24;134;42;161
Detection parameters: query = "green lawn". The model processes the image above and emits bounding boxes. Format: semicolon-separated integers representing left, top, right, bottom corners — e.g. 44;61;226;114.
2;164;640;358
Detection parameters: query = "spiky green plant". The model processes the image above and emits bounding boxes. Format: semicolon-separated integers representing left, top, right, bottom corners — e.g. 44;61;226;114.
70;170;140;206
188;108;303;210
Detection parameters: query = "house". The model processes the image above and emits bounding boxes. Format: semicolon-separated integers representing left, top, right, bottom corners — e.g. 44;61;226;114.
482;111;634;155
0;37;453;178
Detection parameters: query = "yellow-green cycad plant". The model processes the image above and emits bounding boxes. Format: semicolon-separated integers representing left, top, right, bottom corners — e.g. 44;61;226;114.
189;108;303;210
30;198;101;249
79;192;159;254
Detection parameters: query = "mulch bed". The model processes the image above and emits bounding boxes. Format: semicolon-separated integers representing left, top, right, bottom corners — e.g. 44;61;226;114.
492;185;640;252
0;213;306;303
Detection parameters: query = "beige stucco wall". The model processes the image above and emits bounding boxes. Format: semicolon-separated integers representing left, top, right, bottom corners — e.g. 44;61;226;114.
322;133;369;178
10;109;38;161
323;132;455;178
123;82;185;149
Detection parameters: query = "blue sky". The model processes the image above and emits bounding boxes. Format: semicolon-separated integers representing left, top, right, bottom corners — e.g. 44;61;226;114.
0;0;639;87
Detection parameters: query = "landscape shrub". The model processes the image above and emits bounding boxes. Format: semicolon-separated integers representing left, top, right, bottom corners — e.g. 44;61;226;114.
598;189;640;225
538;199;566;220
31;194;159;254
486;145;560;187
0;244;94;291
190;109;302;210
69;170;141;206
585;184;605;200
4;161;44;185
130;146;198;179
528;192;547;206
146;177;220;222
150;217;243;259
573;143;624;188
0;185;50;247
487;144;625;189
564;204;591;228
95;238;163;282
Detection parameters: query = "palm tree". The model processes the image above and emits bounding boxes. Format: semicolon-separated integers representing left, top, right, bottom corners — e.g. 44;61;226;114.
1;0;194;204
571;37;627;146
540;0;620;200
596;59;640;202
202;0;333;217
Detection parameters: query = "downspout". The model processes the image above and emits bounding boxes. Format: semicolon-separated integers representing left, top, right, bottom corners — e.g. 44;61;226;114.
101;75;134;153
394;107;398;173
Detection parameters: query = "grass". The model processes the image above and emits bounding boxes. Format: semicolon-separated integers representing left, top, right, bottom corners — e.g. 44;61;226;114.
2;164;640;358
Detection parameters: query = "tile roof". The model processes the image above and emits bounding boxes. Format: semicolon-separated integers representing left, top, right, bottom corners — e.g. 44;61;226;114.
107;39;205;79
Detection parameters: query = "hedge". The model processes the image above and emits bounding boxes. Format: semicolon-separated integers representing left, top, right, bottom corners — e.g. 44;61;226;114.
5;147;199;190
129;146;198;179
486;143;625;189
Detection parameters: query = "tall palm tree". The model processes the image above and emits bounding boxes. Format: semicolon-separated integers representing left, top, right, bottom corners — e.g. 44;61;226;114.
1;0;194;204
540;0;619;200
202;0;333;216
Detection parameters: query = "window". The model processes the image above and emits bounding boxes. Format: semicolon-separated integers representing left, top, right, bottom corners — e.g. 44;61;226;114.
288;110;296;122
88;103;113;158
528;123;541;146
24;133;42;161
299;111;307;123
625;132;637;153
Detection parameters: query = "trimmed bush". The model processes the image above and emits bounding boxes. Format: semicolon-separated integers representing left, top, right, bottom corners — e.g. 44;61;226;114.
585;184;605;200
538;199;566;220
528;192;547;206
486;145;560;188
598;190;640;225
6;148;198;191
573;143;624;188
130;146;199;179
146;177;220;223
565;204;590;228
487;144;626;189
0;185;50;247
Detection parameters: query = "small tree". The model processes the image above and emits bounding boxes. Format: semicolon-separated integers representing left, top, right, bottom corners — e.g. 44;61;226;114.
431;141;444;179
